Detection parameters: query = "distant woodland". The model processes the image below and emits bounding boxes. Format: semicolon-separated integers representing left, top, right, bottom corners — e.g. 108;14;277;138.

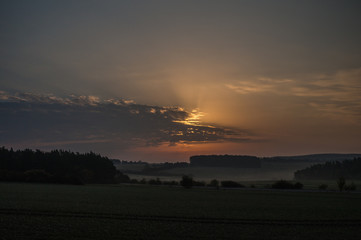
294;158;361;180
0;147;126;184
190;155;261;168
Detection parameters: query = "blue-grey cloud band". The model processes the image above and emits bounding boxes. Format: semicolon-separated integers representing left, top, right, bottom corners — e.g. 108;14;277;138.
0;92;251;150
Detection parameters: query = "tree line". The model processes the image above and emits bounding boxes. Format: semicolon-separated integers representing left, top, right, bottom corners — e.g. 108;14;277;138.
294;158;361;180
0;147;120;184
190;155;261;168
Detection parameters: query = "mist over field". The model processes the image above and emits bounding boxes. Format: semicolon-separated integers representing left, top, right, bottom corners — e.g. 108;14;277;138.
115;154;361;183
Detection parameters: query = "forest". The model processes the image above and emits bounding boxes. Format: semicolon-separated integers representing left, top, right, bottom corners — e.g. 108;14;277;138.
190;155;261;168
294;157;361;180
0;147;122;184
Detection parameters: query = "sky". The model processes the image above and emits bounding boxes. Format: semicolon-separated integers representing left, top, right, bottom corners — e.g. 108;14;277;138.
1;0;361;162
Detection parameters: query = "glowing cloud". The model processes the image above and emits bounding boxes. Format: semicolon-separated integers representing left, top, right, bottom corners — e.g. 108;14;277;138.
0;92;254;153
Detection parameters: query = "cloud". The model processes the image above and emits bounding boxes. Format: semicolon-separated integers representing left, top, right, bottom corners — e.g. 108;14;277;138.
0;91;252;151
226;68;361;120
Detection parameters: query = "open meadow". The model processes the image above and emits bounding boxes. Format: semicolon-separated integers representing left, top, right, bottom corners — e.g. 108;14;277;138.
1;182;361;239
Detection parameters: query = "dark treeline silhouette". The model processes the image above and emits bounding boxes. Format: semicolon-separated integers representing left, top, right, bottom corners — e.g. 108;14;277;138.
265;153;361;163
190;155;261;168
141;162;189;174
115;160;189;168
0;147;119;184
294;158;361;180
188;154;361;168
220;180;245;188
113;160;189;175
271;180;303;190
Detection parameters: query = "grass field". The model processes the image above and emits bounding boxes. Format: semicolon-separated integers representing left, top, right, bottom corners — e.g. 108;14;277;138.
1;182;361;239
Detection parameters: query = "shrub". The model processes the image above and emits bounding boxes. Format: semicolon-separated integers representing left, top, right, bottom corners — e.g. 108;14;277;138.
271;180;294;189
148;178;162;185
115;171;130;183
208;179;219;188
345;182;356;191
271;180;303;190
318;184;328;190
294;182;303;189
221;181;244;188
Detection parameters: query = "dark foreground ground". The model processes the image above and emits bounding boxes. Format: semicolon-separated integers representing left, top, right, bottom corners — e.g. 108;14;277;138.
1;183;360;239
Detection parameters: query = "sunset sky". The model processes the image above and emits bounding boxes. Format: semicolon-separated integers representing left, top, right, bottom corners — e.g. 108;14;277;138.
1;1;361;162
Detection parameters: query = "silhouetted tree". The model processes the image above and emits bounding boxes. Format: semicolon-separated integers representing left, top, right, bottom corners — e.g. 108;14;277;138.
337;177;346;192
208;179;219;189
180;175;193;189
294;182;303;189
115;170;130;183
345;182;356;191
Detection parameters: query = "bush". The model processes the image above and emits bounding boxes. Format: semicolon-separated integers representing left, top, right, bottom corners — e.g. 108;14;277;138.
345;182;356;191
115;171;130;183
221;181;244;188
208;179;219;188
272;180;294;189
180;175;193;189
318;184;328;190
148;178;162;185
271;180;303;190
294;182;303;189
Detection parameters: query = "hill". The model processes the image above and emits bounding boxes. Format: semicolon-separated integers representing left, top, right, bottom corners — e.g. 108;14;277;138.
294;157;361;180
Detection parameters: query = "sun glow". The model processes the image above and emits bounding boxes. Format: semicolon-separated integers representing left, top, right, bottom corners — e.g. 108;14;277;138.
173;108;205;126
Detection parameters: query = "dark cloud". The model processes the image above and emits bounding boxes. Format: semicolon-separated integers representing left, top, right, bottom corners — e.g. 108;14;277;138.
0;92;250;151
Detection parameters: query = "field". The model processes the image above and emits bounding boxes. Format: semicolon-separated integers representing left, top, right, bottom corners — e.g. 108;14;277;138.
1;183;361;239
